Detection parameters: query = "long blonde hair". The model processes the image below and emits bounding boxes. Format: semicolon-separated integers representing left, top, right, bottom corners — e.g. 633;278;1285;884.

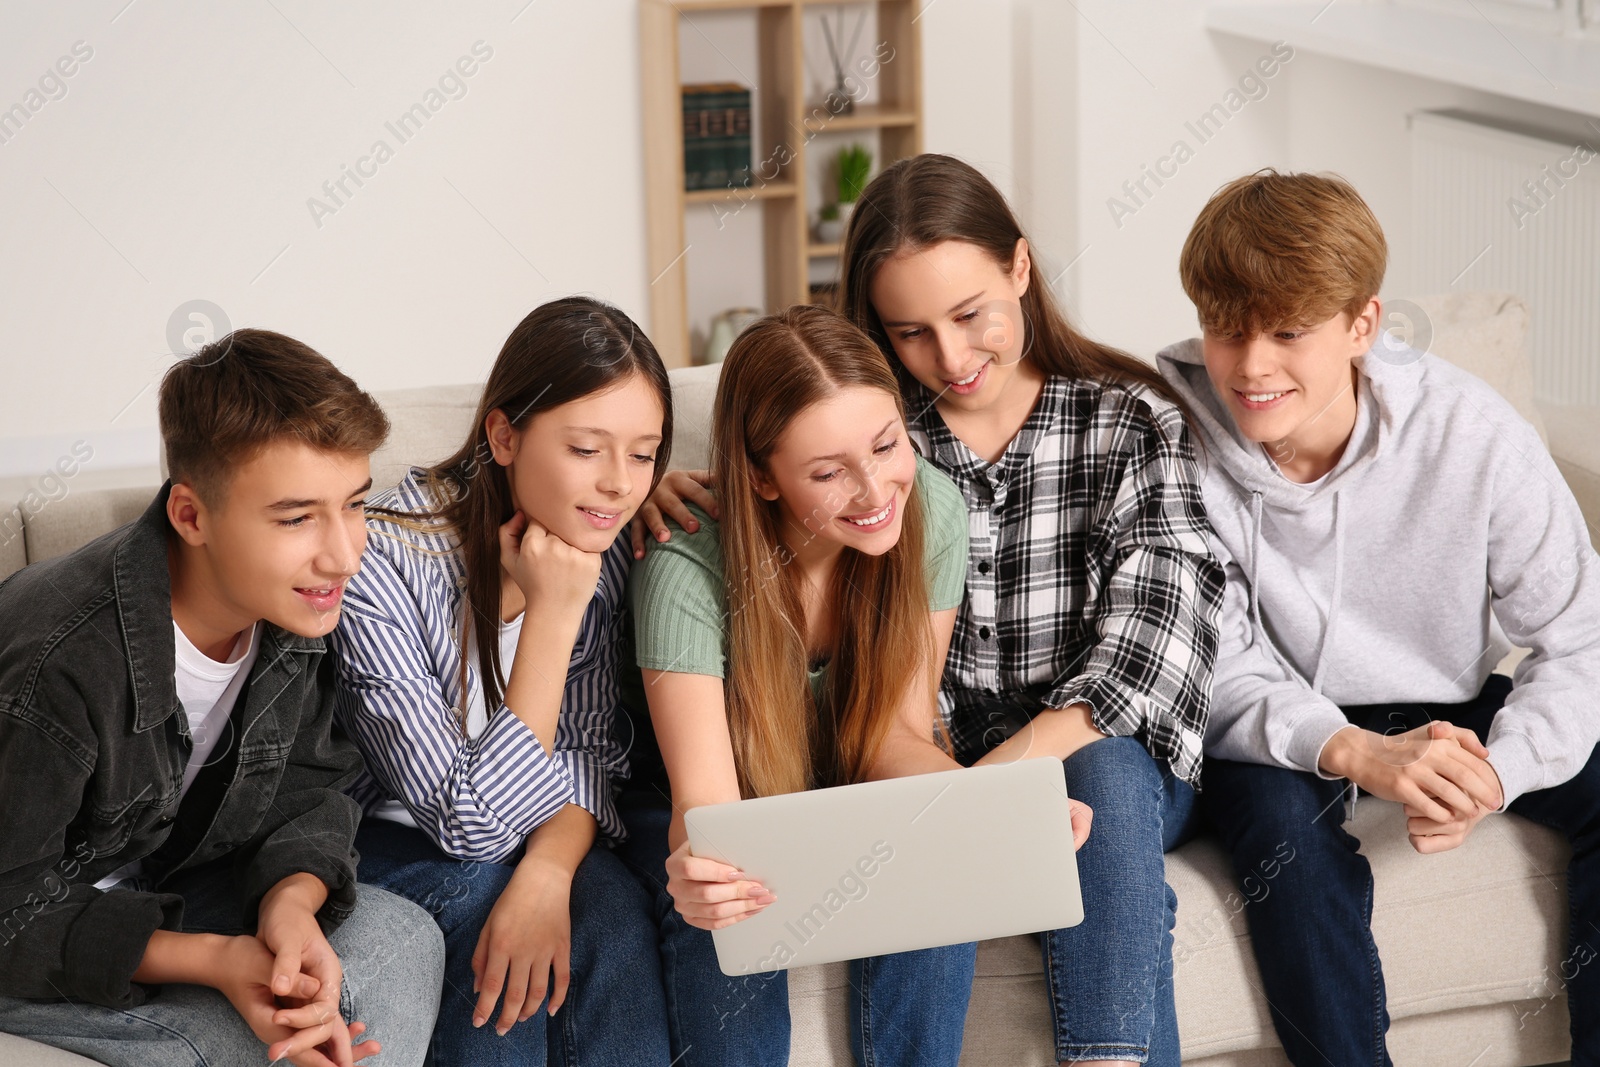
714;305;936;798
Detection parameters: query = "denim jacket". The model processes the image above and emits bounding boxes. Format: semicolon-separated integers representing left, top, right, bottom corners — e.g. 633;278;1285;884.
0;485;365;1008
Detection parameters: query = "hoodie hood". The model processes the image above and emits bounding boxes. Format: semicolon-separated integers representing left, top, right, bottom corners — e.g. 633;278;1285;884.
1155;335;1426;697
1154;336;1428;513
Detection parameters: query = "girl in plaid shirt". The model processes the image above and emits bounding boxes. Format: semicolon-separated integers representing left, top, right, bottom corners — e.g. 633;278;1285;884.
636;155;1223;1066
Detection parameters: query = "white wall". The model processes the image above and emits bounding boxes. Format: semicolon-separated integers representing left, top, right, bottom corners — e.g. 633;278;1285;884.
1038;0;1595;361
3;0;1592;488
0;1;651;482
0;0;1016;487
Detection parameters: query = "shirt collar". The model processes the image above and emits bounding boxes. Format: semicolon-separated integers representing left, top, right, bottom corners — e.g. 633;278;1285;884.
905;373;1069;483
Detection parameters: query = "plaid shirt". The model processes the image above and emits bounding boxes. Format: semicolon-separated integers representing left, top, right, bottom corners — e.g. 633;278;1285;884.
906;374;1224;785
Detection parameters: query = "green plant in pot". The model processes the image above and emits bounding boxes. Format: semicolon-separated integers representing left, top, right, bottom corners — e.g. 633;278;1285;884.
834;143;872;228
815;144;872;244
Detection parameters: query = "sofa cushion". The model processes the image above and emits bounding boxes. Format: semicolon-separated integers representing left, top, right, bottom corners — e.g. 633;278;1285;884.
1540;401;1600;540
665;363;722;472
0;1033;102;1066
368;384;483;492
1408;291;1547;444
20;486;155;568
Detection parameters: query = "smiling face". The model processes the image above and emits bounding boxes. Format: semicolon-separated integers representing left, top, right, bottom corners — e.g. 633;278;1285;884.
487;372;664;553
1201;300;1379;468
753;385;917;560
869;238;1040;414
168;438;373;645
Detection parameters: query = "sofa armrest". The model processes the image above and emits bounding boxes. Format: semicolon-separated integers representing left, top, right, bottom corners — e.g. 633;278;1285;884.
0;519;26;583
20;487;158;569
1538;402;1600;545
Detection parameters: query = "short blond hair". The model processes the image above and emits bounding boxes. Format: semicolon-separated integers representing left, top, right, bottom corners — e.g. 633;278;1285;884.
1180;169;1387;336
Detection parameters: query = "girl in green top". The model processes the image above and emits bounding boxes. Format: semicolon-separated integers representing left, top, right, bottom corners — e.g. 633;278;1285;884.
619;306;1083;1067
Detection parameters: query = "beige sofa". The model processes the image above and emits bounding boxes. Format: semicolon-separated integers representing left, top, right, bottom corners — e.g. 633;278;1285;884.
1;292;1590;1065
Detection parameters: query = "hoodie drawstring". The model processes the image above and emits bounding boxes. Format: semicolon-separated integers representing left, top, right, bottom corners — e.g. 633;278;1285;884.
1311;491;1345;696
1250;488;1359;814
1248;492;1266;637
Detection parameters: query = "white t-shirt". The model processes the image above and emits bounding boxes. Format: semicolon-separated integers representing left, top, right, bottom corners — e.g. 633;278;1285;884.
93;622;261;889
173;620;262;794
369;610;526;827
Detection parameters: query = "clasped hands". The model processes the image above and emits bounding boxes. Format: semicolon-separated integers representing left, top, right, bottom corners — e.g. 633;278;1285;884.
1318;720;1505;854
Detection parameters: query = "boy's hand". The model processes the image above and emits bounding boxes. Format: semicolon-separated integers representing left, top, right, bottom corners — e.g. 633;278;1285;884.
212;933;379;1067
1402;721;1502;854
1402;800;1492;854
470;854;573;1037
256;873;379;1066
257;875;341;1031
629;469;717;559
1319;720;1502;824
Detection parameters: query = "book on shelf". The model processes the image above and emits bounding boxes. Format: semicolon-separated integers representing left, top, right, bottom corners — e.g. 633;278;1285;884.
682;82;752;192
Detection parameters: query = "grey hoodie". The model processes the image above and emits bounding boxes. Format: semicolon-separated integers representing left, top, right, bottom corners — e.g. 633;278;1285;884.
1156;338;1600;807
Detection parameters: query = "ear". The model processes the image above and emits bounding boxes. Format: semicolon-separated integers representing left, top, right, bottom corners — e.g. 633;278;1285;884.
750;466;780;503
166;482;209;548
1349;297;1381;354
484;409;518;466
1010;237;1032;299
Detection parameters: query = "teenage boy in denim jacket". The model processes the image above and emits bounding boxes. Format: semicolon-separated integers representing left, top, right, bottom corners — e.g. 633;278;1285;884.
0;330;445;1067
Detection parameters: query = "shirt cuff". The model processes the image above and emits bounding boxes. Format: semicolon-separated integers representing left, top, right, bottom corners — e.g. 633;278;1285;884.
1486;731;1541;811
65;889;183;1009
553;749;624;842
469;706;578;834
1045;674;1131;738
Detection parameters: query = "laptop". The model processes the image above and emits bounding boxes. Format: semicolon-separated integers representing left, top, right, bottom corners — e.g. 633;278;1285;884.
683;757;1083;976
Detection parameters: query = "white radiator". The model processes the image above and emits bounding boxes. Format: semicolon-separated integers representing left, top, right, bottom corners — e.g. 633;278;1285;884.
1409;109;1600;405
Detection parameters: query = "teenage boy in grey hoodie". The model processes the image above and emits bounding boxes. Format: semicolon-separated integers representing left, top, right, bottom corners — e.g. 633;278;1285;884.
1155;171;1600;1065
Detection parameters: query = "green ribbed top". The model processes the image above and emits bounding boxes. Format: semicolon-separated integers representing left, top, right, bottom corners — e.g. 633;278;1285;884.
629;455;969;692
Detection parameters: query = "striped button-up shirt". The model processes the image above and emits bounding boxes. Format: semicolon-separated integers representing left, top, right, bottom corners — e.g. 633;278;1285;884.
332;469;630;861
906;374;1224;785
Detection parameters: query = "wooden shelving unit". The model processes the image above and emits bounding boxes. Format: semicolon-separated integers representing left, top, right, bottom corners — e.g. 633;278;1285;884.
640;0;924;367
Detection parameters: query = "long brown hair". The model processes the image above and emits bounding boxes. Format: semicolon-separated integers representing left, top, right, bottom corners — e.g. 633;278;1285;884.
374;297;671;728
838;153;1190;415
714;305;935;798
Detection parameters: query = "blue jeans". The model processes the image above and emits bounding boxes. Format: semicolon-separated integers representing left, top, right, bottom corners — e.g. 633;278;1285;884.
1202;674;1600;1066
355;818;670;1067
614;789;977;1067
0;862;445;1067
1040;736;1199;1065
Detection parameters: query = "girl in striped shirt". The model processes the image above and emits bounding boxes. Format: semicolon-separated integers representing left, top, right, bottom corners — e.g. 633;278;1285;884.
332;297;671;1066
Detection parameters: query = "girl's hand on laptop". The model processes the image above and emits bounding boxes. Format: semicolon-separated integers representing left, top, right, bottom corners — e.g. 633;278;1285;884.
665;839;776;930
630;469;718;559
1068;798;1094;851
